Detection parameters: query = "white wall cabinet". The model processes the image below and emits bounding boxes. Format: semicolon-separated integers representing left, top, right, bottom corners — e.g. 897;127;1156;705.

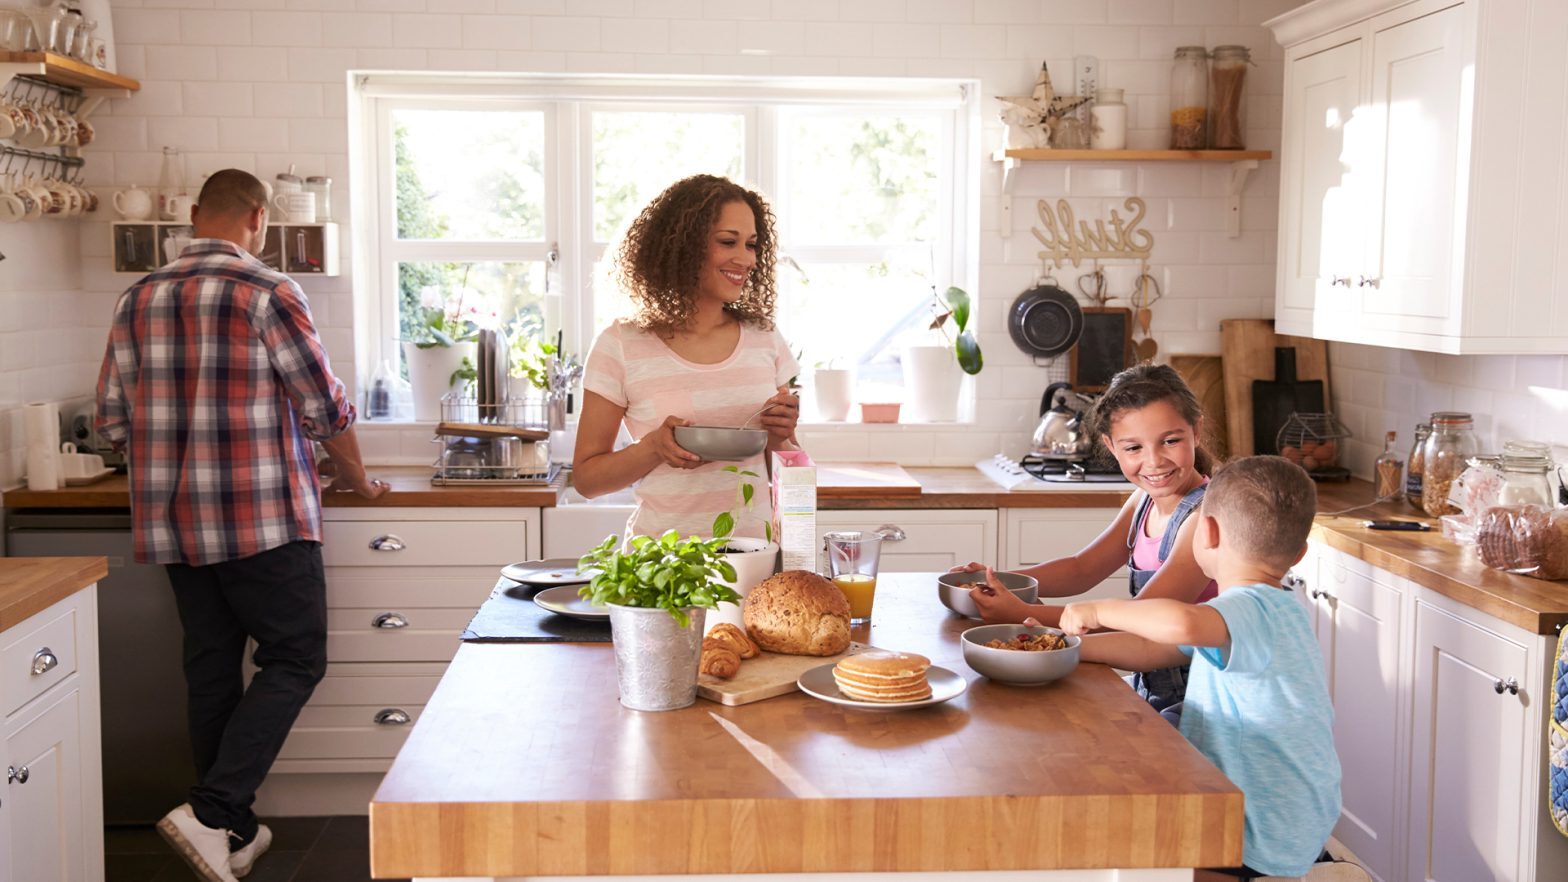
1270;0;1568;354
0;588;103;882
998;508;1127;602
814;509;996;575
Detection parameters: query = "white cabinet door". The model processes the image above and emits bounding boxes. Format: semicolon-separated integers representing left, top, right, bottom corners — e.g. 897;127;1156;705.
999;508;1126;602
4;688;85;882
1405;598;1529;882
1277;35;1365;339
1317;550;1405;882
814;510;996;574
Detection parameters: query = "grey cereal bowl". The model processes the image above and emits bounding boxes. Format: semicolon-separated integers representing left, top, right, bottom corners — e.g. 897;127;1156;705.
960;624;1081;685
672;426;768;462
936;570;1039;619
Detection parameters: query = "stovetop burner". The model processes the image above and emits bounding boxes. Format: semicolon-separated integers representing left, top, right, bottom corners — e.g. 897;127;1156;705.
1018;453;1124;479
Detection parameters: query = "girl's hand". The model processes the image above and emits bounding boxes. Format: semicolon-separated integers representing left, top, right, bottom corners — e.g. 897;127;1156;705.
643;415;702;469
947;561;986;574
757;388;800;446
1059;601;1101;636
970;567;1031;623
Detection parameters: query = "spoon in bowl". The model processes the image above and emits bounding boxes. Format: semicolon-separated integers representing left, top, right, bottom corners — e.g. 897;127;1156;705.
737;401;781;429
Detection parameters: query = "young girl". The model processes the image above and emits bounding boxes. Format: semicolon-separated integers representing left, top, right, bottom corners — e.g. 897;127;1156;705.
961;363;1217;721
573;175;800;540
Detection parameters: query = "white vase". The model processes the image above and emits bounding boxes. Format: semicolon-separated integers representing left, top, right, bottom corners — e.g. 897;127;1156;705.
901;344;963;422
402;341;474;422
811;368;853;421
706;538;779;636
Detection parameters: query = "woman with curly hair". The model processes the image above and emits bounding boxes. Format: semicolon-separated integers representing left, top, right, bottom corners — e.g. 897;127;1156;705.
574;175;801;540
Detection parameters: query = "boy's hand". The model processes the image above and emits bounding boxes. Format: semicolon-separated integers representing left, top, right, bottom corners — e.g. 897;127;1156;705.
1059;601;1102;636
969;567;1030;623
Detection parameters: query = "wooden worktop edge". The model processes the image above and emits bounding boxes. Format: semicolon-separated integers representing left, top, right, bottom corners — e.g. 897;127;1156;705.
0;556;109;632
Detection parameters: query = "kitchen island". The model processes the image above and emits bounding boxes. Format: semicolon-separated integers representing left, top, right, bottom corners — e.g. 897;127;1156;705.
368;572;1243;881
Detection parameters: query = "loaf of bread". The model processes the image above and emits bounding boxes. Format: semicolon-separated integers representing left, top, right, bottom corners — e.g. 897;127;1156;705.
742;570;852;656
706;623;760;659
1476;505;1568;580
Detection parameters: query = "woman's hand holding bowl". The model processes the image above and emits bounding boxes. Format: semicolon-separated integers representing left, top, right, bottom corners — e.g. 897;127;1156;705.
645;415;703;469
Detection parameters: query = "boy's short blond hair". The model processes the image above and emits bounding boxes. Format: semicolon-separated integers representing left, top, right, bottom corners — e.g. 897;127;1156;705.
1204;456;1318;569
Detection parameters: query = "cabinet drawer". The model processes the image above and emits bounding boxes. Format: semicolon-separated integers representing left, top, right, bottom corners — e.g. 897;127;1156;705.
327;607;476;663
322;520;528;568
325;567;501;610
279;704;426;761
1;599;81;719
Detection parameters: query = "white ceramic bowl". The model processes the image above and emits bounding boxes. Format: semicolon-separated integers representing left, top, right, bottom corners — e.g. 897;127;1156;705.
960;624;1081;685
935;570;1039;619
672;426;767;462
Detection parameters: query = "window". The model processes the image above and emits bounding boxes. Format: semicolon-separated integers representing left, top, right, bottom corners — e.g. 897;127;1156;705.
357;75;974;415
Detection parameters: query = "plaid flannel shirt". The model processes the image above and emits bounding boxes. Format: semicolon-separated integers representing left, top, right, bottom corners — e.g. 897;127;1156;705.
96;239;355;566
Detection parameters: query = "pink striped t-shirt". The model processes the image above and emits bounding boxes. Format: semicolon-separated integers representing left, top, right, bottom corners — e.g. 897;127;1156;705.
582;320;799;541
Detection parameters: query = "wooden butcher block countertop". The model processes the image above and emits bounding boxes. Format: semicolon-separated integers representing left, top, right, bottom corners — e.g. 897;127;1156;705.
0;557;108;632
368;571;1244;878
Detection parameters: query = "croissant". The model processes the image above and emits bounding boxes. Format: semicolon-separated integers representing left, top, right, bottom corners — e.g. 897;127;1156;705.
700;646;741;679
707;623;760;659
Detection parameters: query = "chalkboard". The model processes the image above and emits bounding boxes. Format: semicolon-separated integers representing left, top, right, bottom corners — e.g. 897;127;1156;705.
1069;307;1133;392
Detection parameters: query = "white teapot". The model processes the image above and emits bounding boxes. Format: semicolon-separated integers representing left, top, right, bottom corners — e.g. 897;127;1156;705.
113;185;154;220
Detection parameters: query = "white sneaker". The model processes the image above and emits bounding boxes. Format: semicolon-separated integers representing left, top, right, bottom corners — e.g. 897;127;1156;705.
156;803;240;882
228;824;272;878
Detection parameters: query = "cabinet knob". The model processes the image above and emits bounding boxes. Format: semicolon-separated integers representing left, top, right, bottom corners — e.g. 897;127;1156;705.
1493;677;1519;696
374;708;411;726
30;647;58;677
369;534;405;552
6;765;27;785
372;612;409;629
875;525;907;543
1310;588;1330;600
1331;275;1352;287
1357;275;1382;288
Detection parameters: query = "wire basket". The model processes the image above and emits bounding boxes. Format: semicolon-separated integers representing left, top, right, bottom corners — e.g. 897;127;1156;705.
1277;412;1351;472
439;392;549;429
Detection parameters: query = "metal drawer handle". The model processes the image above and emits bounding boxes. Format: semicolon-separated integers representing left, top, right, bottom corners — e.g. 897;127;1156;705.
876;525;907;543
374;708;411;726
373;612;409;629
369;534;405;552
1330;275;1351;287
1309;589;1330;600
7;765;27;785
1357;275;1381;288
1493;677;1519;696
31;648;58;676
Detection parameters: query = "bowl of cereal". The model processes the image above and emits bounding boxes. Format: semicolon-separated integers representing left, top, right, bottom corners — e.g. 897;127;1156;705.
936;570;1039;619
959;624;1080;685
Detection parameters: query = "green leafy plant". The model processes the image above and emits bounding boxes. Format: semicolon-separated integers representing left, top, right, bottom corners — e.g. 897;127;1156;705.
928;285;983;375
450;355;477;390
407;265;481;350
510;336;557;391
577;531;741;627
712;465;773;544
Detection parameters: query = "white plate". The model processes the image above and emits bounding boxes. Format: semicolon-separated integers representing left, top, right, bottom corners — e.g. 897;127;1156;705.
532;584;609;621
797;662;967;710
501;559;592;587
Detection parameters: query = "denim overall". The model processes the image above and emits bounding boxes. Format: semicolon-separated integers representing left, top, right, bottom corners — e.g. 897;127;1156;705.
1126;484;1208;725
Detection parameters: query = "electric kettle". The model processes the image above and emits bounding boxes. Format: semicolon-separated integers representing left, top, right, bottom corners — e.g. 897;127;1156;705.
1031;382;1096;458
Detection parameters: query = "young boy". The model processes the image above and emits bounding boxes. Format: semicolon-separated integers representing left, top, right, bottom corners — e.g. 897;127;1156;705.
1058;455;1342;880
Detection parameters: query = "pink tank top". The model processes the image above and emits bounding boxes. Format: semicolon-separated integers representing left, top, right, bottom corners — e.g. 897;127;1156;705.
1130;491;1218;603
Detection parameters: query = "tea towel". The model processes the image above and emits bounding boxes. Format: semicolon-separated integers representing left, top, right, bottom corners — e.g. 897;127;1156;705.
1550;624;1568;838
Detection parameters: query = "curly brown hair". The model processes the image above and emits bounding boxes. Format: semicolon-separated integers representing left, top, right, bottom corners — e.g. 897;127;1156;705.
1084;362;1216;476
613;175;778;336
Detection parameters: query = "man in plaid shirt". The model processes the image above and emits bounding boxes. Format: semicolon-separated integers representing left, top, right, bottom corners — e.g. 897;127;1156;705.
97;169;386;882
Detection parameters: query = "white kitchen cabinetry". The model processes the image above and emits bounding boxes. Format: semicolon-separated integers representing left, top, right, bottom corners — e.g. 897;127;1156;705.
1270;0;1568;354
258;507;538;816
0;588;103;882
814;509;996;575
999;508;1127;602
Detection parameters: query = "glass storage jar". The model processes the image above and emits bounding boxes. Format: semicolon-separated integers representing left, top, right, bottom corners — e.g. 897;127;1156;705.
1498;440;1554;508
1208;45;1250;149
1421;412;1479;517
1169;46;1208;149
304;175;332;222
1406;422;1431;507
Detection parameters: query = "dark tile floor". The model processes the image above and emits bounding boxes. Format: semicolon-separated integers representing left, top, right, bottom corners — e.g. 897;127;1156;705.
105;816;407;882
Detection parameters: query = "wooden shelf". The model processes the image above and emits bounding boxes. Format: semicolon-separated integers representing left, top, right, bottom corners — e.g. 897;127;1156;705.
993;148;1272;162
0;51;140;93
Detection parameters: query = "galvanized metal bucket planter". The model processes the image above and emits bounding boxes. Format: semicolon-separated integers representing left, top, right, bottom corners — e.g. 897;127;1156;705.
607;603;706;711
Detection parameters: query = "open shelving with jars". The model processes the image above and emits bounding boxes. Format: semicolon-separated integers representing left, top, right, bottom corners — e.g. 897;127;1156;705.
0;51;139;118
992;148;1273;238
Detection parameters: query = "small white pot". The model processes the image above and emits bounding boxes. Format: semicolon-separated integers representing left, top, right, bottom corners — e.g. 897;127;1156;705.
402;341;474;422
706;538;779;636
901;344;963;423
811;368;853;421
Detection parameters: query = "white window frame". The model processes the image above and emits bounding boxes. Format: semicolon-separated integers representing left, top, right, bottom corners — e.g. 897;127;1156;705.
352;74;977;413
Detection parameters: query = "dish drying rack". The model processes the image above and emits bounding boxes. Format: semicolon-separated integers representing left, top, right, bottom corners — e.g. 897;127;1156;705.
430;393;559;486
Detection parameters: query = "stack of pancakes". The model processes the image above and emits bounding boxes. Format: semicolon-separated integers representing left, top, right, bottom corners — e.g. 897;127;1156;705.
832;650;932;703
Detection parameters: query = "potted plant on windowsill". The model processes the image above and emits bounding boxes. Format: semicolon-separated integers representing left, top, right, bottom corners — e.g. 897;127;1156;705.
708;465;781;634
401;284;479;421
577;531;741;711
903;285;983;423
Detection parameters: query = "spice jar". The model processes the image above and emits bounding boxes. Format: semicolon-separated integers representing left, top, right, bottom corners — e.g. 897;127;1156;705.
1208;45;1250;149
1169;46;1208;149
1090;88;1126;150
1375;431;1403;500
1406;422;1431;507
1421;412;1479;517
304;175;332;222
1498;440;1554;508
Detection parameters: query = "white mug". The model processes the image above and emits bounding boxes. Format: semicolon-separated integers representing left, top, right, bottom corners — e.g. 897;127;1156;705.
168;194;197;221
272;191;315;223
113;186;154;220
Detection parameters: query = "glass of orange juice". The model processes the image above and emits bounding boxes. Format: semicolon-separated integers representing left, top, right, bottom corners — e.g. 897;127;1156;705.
823;530;882;623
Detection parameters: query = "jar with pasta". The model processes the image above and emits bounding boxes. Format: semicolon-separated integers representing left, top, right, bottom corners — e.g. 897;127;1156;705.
1207;45;1250;149
1420;412;1478;517
1170;46;1208;149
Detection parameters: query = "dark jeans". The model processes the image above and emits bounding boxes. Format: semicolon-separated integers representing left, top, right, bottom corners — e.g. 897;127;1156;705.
166;540;327;843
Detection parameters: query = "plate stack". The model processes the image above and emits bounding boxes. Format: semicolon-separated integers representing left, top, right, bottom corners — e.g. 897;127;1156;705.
475;328;510;423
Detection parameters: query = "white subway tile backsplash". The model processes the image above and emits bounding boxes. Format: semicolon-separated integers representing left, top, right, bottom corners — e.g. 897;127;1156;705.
321;11;394;46
908;0;973;24
1174;0;1237;25
356;47;422;68
1110;0;1173;25
529;16;602;51
88;117;151;153
219;116;290;151
148;116;221;152
123;81;186;117
250;10;320;45
576;0;635;15
634;0;700;16
499;49;569;70
253;83;326;117
702;0;768;20
357;0;427;11
1002;25;1075;59
802;21;877;57
666;19;737;54
939;25;1008;58
871;23;942;58
185;82;256;117
180;9;254;44
1073;25;1141;58
428;49;503;71
602;17;670;52
284;47;358;82
217;46;292;80
461;14;536;50
144;46;220;81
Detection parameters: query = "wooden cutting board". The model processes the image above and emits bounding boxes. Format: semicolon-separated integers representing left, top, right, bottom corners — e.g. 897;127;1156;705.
816;463;920;498
1219;319;1331;458
1169;354;1229;462
697;642;871;706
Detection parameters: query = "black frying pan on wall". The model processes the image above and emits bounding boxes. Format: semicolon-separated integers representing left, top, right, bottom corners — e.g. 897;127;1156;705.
1007;282;1084;361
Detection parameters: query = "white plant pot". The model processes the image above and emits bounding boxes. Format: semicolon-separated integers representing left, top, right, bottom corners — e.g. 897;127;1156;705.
811;368;853;421
706;538;779;636
402;341;474;422
901;344;963;423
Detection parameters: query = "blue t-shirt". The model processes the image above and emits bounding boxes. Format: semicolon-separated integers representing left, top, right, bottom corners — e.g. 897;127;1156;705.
1178;584;1342;877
